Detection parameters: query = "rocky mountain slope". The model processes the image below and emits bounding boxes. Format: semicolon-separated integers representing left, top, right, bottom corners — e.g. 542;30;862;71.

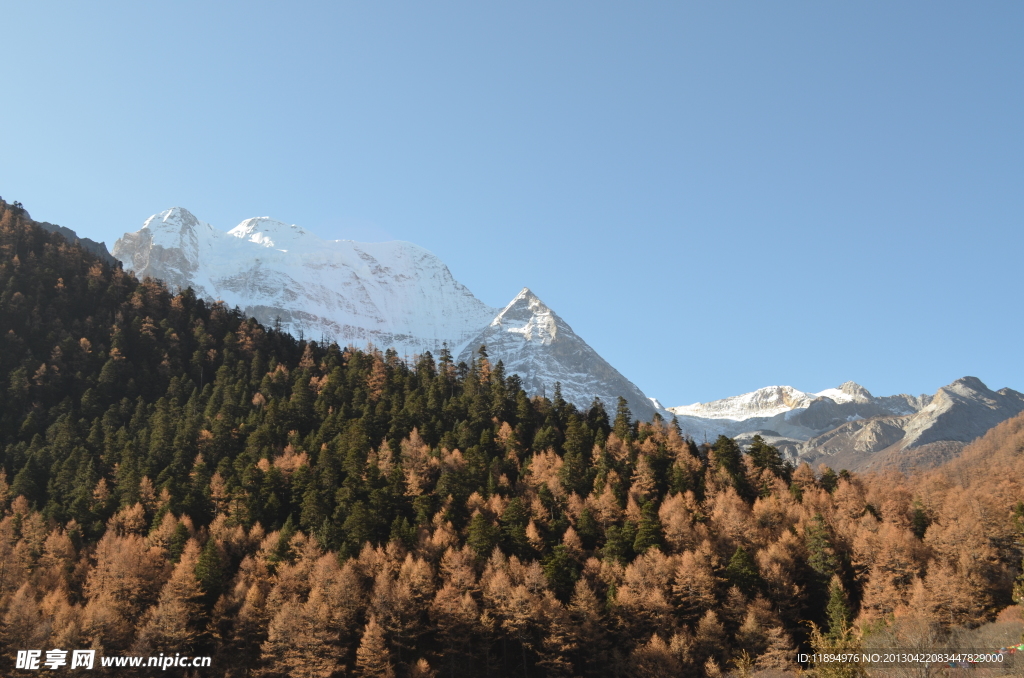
669;377;1024;471
799;377;1024;471
458;288;660;422
3;202;118;265
667;381;921;442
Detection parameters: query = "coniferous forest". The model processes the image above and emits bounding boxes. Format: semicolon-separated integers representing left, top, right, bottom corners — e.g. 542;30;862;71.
1;196;1023;677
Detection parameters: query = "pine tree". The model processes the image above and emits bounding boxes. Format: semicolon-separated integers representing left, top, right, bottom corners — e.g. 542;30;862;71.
754;626;796;672
808;620;865;678
747;435;787;480
501;497;531;557
628;633;683;677
0;584;48;661
542;544;579;602
825;575;852;639
194;536;224;608
725;546;764;598
804;513;841;621
613;396;633;441
632;502;663;554
672;547;719;624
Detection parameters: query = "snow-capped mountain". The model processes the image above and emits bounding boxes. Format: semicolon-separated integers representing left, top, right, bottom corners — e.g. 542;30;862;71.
666;381;919;442
669;384;854;421
113;208;500;356
113;208;664;417
457;288;660;422
668;377;1024;471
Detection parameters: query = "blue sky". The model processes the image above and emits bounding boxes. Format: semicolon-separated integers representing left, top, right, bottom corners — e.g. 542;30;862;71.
1;2;1021;406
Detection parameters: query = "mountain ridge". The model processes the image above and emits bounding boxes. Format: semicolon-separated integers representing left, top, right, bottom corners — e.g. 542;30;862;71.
114;207;500;355
675;376;1024;472
113;208;664;419
457;288;661;422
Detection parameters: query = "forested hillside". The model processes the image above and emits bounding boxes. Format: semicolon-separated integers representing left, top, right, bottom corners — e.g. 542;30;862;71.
1;198;1022;677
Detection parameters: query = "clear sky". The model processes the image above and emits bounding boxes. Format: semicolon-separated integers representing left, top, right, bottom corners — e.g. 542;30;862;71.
1;2;1021;407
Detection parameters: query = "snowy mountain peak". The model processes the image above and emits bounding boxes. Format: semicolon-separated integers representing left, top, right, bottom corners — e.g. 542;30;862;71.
145;206;202;230
140;207;215;251
490;288;558;344
228;217;311;251
115;208;664;426
114;208;500;355
458;289;660;421
669;385;816;421
667;380;883;423
114;207;220;292
814;381;873;404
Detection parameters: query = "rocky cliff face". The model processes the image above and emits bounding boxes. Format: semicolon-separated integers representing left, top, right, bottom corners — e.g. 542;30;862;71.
457;288;661;422
800;377;1024;471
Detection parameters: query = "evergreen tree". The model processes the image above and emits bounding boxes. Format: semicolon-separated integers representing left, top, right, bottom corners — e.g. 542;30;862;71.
542;544;579;602
500;497;531;557
602;524;634;564
632;502;663;554
747;434;787;480
824;576;852;639
194;537;225;608
613;397;633;441
725;546;764;598
467;512;500;558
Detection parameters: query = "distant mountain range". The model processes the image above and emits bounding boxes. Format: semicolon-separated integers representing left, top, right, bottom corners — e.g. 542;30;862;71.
669;377;1024;471
25;203;1022;471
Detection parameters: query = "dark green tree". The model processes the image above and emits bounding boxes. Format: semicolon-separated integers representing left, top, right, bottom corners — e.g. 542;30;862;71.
632;502;663;554
500;497;531;557
467;512;500;558
613;397;633;441
747;434;787;479
542;544;579;602
195;537;225;608
825;576;852;639
725;546;764;597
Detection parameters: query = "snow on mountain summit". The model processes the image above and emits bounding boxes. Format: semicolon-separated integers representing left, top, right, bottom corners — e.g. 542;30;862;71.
458;288;661;422
114;207;222;297
114;209;499;355
490;288;558;344
814;381;872;404
668;381;877;421
669;385;816;421
228;217;314;251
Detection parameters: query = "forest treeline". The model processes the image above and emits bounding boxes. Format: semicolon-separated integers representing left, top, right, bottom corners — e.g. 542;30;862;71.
1;198;1023;677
